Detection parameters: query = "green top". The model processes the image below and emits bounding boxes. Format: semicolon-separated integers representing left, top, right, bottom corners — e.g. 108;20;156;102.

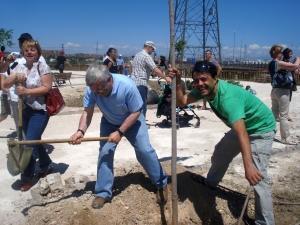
189;80;276;134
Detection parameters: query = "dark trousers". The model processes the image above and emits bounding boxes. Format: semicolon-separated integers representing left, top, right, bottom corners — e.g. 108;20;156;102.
21;106;51;181
137;85;148;117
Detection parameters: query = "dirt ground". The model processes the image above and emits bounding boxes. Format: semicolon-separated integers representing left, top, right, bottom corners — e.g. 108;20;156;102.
23;162;300;225
0;71;299;225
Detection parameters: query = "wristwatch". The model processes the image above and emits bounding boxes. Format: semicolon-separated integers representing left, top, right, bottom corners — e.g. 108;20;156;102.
77;129;85;136
117;128;124;136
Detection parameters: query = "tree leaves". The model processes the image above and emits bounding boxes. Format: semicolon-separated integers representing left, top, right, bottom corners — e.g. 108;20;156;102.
0;28;13;47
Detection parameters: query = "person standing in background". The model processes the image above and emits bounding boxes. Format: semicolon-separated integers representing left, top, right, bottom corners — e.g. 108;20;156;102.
0;46;5;62
116;54;124;74
0;45;10;122
56;50;66;73
103;48;119;73
131;41;171;117
269;45;300;145
282;48;298;122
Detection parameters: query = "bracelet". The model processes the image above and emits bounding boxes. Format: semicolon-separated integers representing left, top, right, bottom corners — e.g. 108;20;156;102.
117;128;124;136
77;129;85;136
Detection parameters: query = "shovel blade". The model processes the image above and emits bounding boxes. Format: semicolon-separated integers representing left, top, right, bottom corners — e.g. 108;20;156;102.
7;144;33;176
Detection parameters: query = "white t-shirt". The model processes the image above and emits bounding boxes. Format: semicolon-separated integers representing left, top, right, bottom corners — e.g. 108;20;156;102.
15;55;46;65
14;58;51;110
8;56;47;103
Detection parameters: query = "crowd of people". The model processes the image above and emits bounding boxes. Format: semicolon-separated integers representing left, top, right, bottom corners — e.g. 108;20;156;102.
1;33;299;225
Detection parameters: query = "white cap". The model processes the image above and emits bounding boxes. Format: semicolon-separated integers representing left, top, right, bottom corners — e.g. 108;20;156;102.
144;41;156;51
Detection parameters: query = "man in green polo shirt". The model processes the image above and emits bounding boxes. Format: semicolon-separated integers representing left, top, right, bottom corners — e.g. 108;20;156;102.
171;61;276;225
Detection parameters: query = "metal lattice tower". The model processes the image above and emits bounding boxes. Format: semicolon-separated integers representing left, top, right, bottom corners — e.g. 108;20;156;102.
175;0;222;62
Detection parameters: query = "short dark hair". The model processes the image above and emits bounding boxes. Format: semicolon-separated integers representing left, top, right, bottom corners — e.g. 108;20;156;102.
0;46;5;52
193;60;217;78
106;48;117;56
282;48;293;60
18;33;32;41
18;33;33;48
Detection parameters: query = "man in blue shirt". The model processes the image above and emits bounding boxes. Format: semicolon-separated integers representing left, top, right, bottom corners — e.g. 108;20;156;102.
70;65;168;209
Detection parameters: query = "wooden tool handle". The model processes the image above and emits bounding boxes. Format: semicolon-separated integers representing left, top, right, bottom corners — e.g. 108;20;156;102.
17;97;23;141
10;136;109;145
237;186;252;225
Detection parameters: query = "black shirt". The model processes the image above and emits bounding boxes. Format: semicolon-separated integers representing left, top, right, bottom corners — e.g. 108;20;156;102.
56;55;66;65
103;58;119;73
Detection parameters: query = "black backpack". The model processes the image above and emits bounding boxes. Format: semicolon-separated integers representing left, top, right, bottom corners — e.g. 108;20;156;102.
268;60;293;89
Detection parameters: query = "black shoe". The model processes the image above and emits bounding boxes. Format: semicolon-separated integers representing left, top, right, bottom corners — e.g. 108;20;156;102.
38;164;54;178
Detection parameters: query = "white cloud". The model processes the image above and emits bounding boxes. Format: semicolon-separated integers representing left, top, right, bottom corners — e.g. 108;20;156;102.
248;43;260;50
106;44;131;49
278;43;287;48
65;42;80;48
262;45;270;50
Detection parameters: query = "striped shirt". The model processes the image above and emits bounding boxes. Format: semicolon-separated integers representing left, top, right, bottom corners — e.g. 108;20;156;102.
131;49;157;86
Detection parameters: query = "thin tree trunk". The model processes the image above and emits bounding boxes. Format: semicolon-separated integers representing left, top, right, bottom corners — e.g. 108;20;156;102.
168;0;178;224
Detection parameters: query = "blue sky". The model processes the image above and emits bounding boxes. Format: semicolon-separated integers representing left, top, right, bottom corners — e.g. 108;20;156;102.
1;0;299;59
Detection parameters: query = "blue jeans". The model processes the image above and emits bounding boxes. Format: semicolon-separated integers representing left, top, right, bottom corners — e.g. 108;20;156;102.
206;130;275;225
21;106;51;181
95;115;167;199
137;85;148;117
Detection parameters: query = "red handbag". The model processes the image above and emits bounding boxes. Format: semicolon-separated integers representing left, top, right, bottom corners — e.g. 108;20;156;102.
46;88;65;116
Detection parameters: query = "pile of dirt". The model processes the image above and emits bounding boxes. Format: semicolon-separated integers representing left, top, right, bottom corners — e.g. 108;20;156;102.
23;162;300;225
